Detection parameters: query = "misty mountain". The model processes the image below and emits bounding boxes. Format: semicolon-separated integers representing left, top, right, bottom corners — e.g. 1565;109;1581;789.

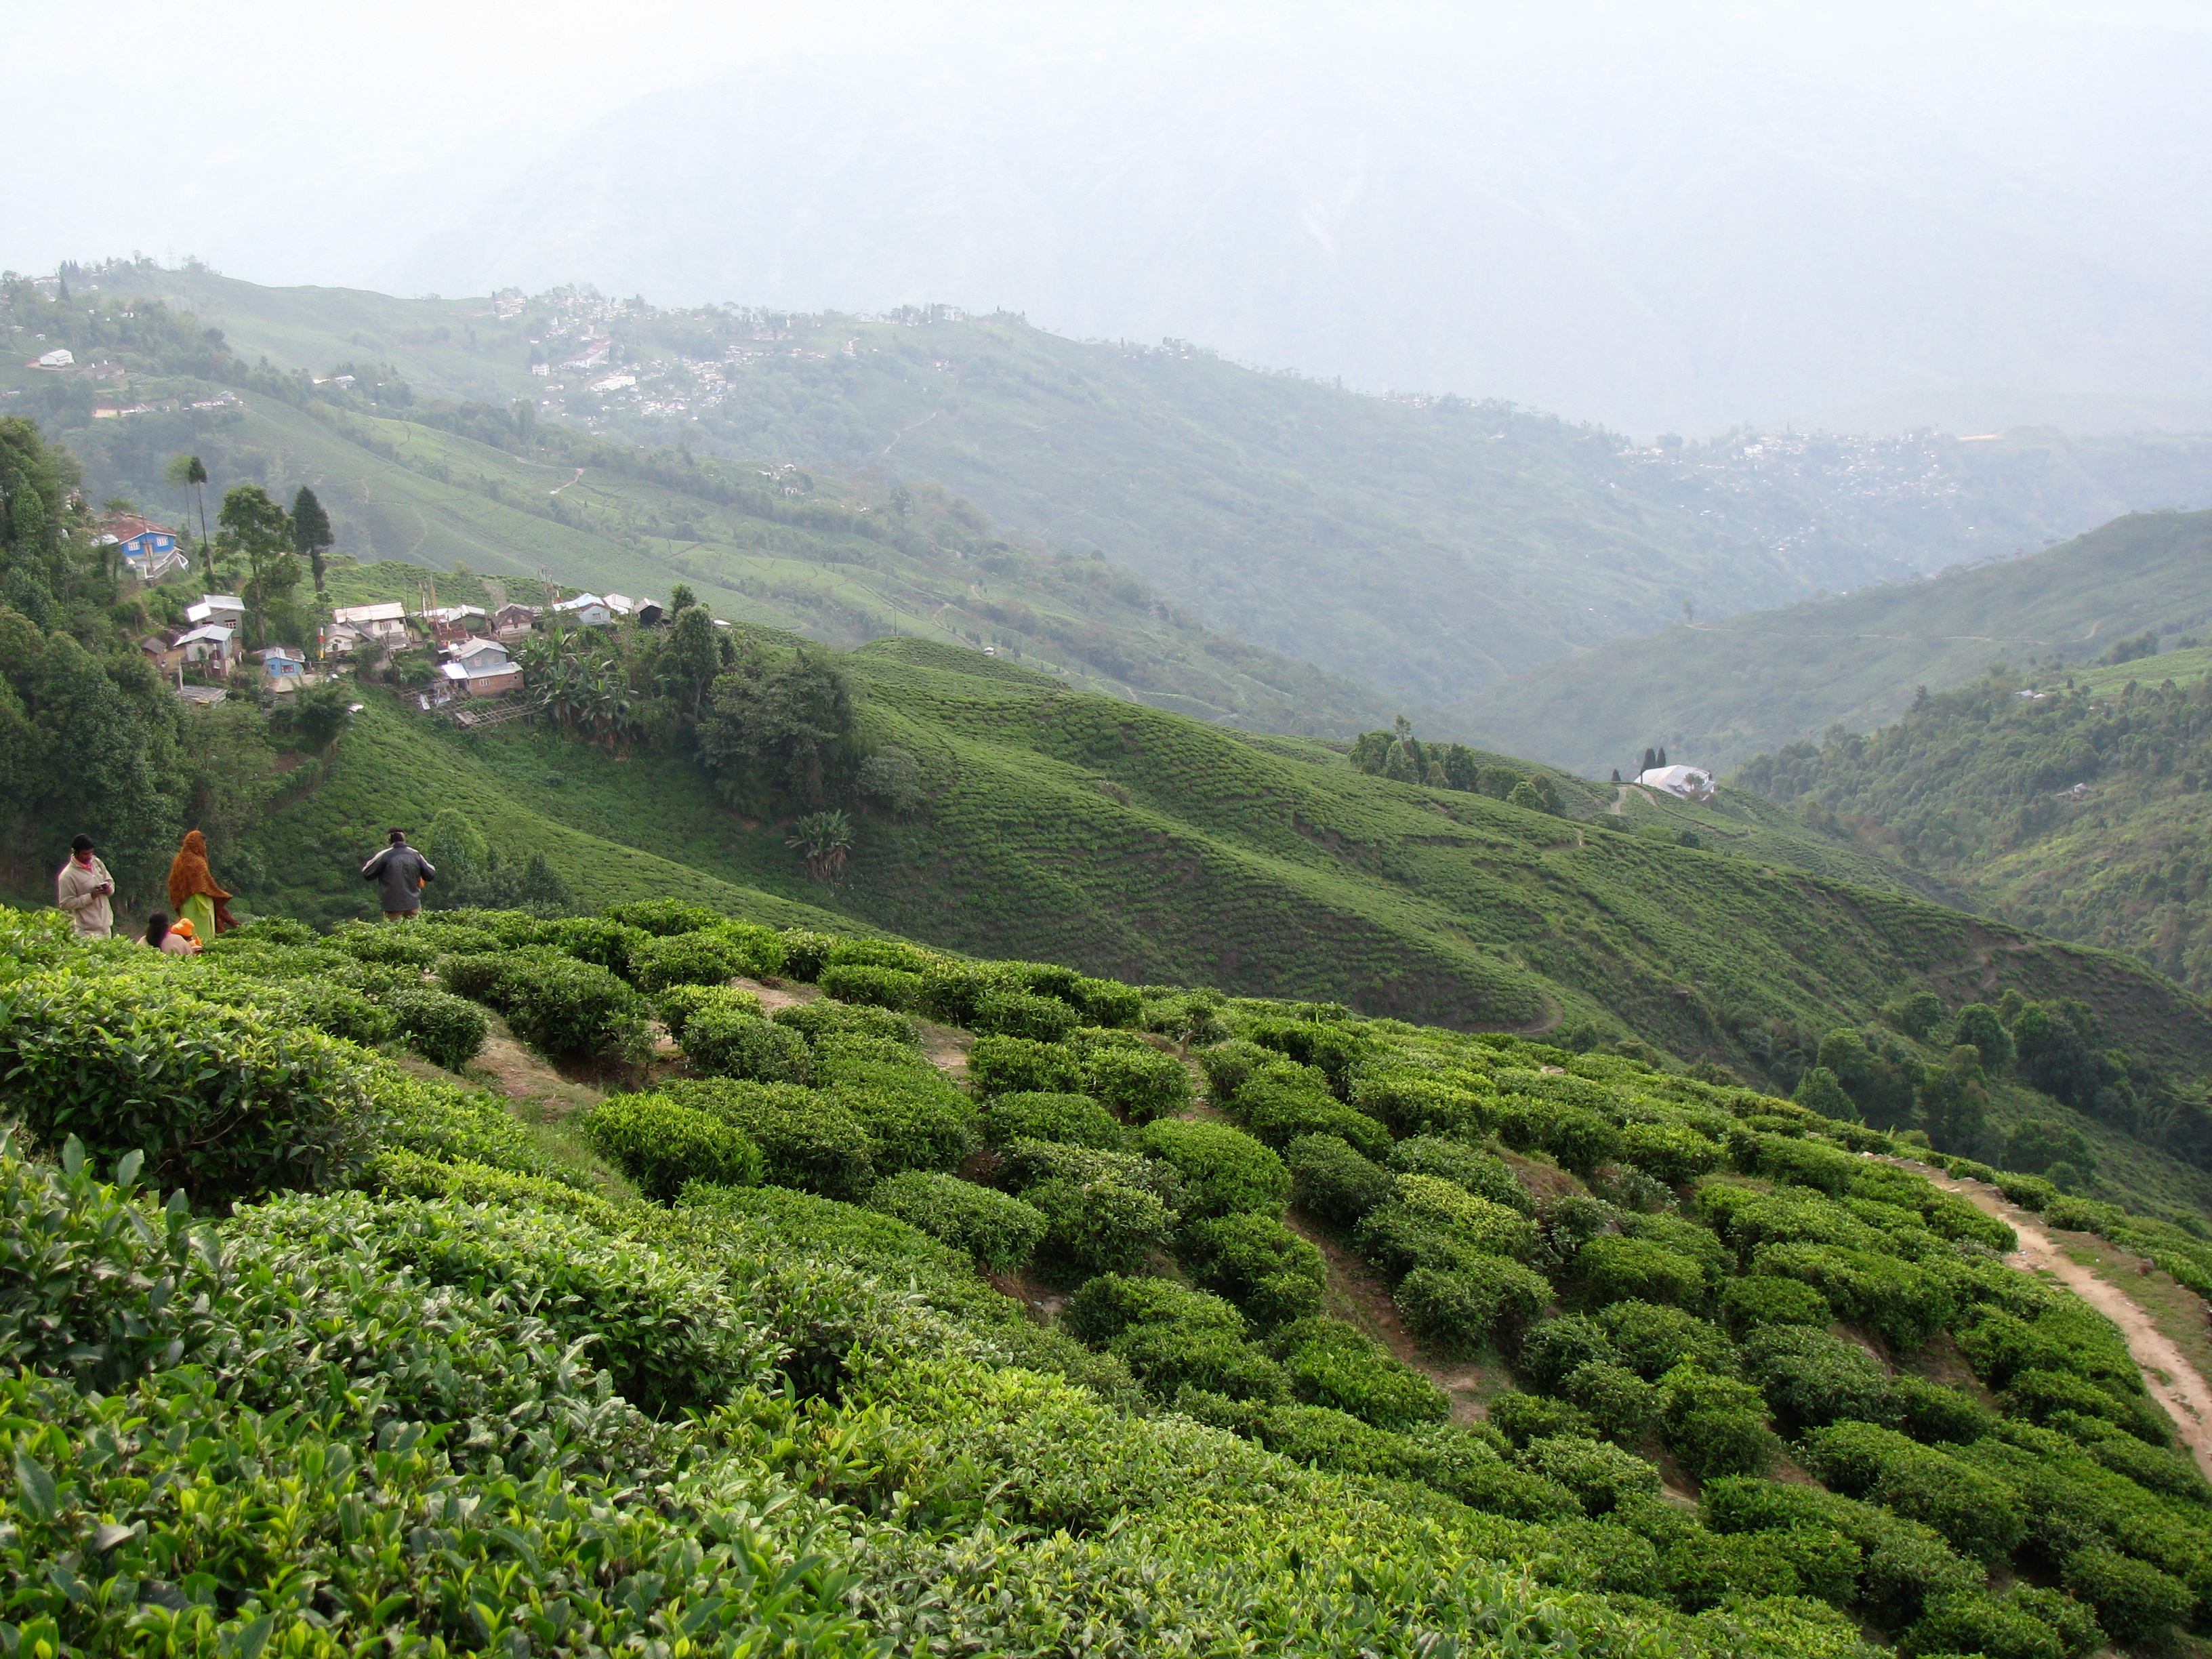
380;23;2212;436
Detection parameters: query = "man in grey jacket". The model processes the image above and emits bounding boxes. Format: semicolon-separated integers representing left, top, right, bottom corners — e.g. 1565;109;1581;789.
361;828;436;919
56;834;115;938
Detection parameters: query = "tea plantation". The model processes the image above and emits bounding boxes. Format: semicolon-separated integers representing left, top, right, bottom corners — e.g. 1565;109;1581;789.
5;898;2212;1656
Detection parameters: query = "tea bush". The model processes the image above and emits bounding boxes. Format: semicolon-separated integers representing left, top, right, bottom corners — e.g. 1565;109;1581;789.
1397;1258;1551;1352
1275;1317;1450;1429
1134;1119;1289;1217
968;1033;1084;1095
658;1078;877;1197
1176;1210;1326;1326
602;897;725;936
771;996;919;1046
0;970;372;1204
1387;1136;1532;1212
387;985;488;1070
1283;1132;1394;1225
581;1094;765;1201
1084;1042;1193;1122
972;988;1081;1042
983;1091;1126;1149
867;1171;1048;1270
1233;1062;1393;1158
817;962;926;1010
683;1008;815;1084
630;928;759;993
656;981;765;1042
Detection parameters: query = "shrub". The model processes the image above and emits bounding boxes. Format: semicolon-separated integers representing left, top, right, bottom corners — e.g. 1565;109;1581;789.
437;947;531;1003
1135;1119;1290;1216
1071;977;1143;1028
1719;1273;1830;1334
815;962;925;1012
968;1033;1084;1096
984;1091;1124;1149
866;1172;1048;1271
831;1070;979;1176
1517;1434;1660;1516
1562;1360;1658;1441
655;982;764;1042
1803;1424;2026;1563
629;930;757;994
1023;1173;1176;1276
581;1094;764;1201
1233;1063;1392;1159
1595;1300;1738;1380
1618;1120;1725;1185
1742;1324;1894;1431
388;986;489;1071
769;997;918;1047
1177;1212;1326;1326
682;1008;815;1084
1197;1039;1275;1105
972;989;1080;1043
825;938;943;976
1274;1317;1450;1429
503;954;649;1061
1576;1235;1706;1309
2062;1547;2189;1643
1387;1136;1530;1212
602;898;724;937
1284;1134;1394;1226
288;982;396;1048
1351;1070;1495;1137
0;970;372;1205
1488;1391;1597;1446
1062;1275;1282;1401
1665;1527;1859;1611
1395;1260;1551;1353
534;916;653;976
1534;1105;1622;1174
1659;1363;1774;1479
1750;1244;1951;1351
1084;1044;1193;1123
1389;1174;1537;1255
1903;1592;2074;1659
771;928;838;980
1519;1315;1621;1392
659;1079;876;1197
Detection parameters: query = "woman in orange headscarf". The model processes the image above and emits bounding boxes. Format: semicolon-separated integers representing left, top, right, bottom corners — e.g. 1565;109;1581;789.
167;830;239;937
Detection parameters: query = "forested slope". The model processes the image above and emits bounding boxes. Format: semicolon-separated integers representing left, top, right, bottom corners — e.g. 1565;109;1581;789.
1739;652;2212;999
1467;510;2212;778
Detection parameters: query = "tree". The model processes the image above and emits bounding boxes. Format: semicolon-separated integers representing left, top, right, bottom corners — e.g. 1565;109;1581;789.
1917;1046;1989;1151
1792;1066;1856;1120
655;603;723;721
163;455;212;579
697;646;861;808
291;486;333;596
785;809;853;883
216;485;300;649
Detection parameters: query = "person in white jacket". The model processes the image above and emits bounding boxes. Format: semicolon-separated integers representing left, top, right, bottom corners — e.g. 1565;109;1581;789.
56;834;115;939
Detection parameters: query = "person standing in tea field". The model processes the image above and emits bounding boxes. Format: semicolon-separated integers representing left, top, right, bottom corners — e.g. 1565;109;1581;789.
54;834;115;939
168;830;240;938
360;827;436;919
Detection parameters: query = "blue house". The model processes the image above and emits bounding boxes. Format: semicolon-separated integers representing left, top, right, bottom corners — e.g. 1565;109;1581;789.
102;514;188;579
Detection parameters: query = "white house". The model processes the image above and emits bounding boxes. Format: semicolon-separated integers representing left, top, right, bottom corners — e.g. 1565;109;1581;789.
441;657;523;697
1636;764;1717;800
30;348;73;369
175;624;235;665
602;592;636;616
186;594;245;629
329;601;410;647
450;636;511;668
553;593;614;628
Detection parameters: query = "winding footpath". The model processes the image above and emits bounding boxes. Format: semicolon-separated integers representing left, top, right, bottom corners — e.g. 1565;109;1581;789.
1896;1158;2212;1479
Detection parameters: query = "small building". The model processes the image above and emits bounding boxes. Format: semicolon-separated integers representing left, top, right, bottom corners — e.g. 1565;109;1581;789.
322;621;371;657
174;683;228;708
186;594;246;629
441;658;523;698
139;632;184;674
329;601;410;647
636;598;665;628
1636;764;1717;801
175;623;236;665
553;592;614;628
491;602;540;638
256;644;307;687
30;348;73;369
100;514;189;580
418;604;487;629
450;636;512;669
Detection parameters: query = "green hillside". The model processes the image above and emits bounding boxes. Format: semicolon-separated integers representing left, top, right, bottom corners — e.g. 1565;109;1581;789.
45;261;2212;716
1738;654;2212;1000
0;272;1392;737
10;891;2212;1659
1466;510;2212;778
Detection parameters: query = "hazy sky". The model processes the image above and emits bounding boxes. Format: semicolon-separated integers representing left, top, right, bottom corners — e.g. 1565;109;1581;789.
12;1;2212;434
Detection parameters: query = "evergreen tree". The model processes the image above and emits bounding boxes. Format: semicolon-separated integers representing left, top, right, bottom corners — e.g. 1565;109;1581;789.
1611;769;1622;783
1641;747;1656;773
1658;745;1668;768
291;485;333;596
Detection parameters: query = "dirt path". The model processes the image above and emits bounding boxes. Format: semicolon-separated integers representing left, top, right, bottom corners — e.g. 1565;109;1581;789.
1897;1158;2212;1478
